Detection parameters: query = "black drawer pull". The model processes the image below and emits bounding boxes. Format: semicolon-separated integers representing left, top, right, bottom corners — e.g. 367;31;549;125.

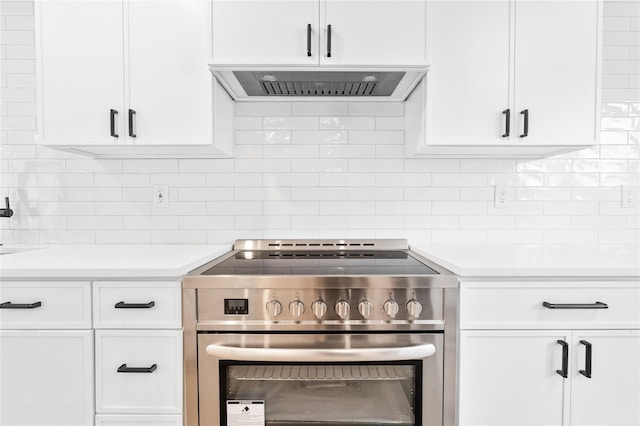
114;301;155;309
117;363;157;374
520;109;529;138
327;24;332;58
579;340;592;378
128;109;137;138
0;301;42;309
307;23;312;57
543;301;608;309
502;108;510;137
556;340;568;378
110;109;119;138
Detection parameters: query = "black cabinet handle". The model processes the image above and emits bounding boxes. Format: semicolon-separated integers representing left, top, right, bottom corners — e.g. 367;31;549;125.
543;301;608;309
520;109;529;138
556;340;568;378
307;24;312;57
0;301;42;309
128;109;137;138
117;363;157;373
114;301;155;309
579;340;592;378
502;109;510;137
110;109;119;138
327;24;332;58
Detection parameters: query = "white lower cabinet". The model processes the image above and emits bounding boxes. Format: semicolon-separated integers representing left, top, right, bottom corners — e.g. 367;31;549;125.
93;281;183;424
459;281;640;426
459;330;567;425
0;330;94;426
95;330;183;414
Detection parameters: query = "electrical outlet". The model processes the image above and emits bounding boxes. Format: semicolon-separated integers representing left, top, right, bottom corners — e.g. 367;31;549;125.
152;184;169;209
621;186;637;208
494;185;509;208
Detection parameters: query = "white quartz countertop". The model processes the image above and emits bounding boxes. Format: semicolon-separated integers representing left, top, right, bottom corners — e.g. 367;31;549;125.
411;243;640;278
0;244;231;279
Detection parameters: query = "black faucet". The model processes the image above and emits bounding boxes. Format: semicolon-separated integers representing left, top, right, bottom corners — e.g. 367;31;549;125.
1;197;14;218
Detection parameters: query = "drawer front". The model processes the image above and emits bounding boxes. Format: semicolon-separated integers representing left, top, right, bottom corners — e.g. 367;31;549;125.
460;281;640;330
96;330;183;414
0;282;91;329
95;414;183;425
93;281;181;329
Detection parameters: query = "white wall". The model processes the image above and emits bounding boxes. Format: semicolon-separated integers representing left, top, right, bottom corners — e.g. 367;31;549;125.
1;0;638;245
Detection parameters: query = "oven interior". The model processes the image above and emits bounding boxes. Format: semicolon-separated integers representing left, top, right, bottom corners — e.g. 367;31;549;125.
220;360;423;426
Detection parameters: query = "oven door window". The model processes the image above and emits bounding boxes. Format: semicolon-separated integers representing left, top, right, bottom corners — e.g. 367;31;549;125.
220;361;422;426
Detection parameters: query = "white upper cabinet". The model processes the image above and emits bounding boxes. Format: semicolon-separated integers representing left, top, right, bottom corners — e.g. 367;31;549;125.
407;0;601;158
36;0;233;158
210;0;427;67
513;0;600;146
37;0;124;146
320;0;427;66
127;0;214;147
211;0;319;65
425;0;510;146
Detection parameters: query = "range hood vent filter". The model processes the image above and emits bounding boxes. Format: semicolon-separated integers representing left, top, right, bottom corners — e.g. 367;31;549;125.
232;70;406;97
261;80;377;96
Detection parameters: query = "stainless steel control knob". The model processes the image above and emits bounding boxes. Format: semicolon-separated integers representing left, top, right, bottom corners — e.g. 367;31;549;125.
406;299;423;318
335;300;350;319
383;299;400;318
266;300;282;318
289;300;305;318
312;300;328;319
358;300;374;319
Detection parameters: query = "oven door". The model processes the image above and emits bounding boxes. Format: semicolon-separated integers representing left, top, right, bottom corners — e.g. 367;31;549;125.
197;333;443;426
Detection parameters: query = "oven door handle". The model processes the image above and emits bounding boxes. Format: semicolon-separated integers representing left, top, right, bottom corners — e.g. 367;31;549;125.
205;343;436;362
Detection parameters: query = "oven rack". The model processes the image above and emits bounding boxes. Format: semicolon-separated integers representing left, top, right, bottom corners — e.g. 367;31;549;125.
232;365;412;381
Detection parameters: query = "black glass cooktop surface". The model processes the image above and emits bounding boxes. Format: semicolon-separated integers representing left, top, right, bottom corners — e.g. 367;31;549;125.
202;250;439;276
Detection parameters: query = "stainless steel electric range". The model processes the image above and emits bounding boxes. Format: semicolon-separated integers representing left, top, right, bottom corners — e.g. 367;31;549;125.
182;239;458;426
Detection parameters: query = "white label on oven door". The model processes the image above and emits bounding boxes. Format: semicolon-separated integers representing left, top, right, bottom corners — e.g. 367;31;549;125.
227;400;265;426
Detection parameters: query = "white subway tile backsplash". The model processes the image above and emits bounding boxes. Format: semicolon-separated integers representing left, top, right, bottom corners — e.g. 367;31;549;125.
68;216;122;230
319;116;375;130
264;117;318;130
349;130;404;145
292;187;347;201
179;215;233;230
236;130;291;145
236;102;291;117
125;216;179;230
291;159;347;173
375;117;405;131
263;201;318;216
292;130;348;145
348;102;404;116
320;144;375;159
292;102;347;116
1;3;638;246
151;230;206;244
263;145;319;158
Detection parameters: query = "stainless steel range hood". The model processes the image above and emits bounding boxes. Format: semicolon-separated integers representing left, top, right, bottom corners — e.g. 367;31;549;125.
209;66;428;102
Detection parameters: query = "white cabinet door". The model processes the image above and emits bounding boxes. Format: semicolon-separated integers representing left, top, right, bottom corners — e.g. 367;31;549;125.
37;0;124;145
127;0;212;146
320;0;426;66
513;0;600;146
426;0;510;146
570;331;640;426
459;330;567;426
95;330;183;414
211;0;319;65
0;330;94;426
